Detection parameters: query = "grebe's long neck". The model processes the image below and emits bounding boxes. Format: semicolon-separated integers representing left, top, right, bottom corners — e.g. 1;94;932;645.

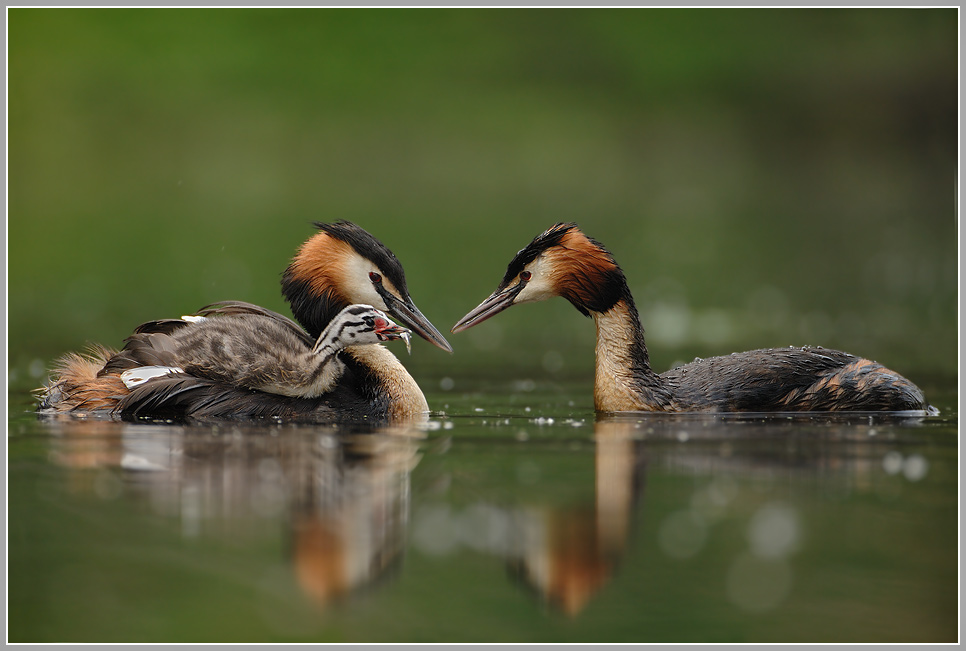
344;345;429;420
592;298;675;412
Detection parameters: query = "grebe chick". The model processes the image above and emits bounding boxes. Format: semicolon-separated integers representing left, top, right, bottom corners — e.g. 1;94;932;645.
39;221;450;422
119;305;411;399
452;223;932;414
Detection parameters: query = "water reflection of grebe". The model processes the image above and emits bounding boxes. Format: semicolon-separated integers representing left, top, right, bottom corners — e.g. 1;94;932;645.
287;430;421;608
506;420;646;615
45;419;422;609
409;420;647;616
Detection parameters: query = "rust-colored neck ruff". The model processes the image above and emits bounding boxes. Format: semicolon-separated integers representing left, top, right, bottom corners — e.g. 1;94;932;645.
282;233;352;338
592;300;675;412
545;228;627;316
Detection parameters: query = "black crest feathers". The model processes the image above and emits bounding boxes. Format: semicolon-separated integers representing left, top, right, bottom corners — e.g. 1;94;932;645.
315;221;409;298
499;223;575;291
500;222;631;316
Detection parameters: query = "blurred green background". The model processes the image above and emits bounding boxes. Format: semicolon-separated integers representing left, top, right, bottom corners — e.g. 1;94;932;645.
8;8;958;391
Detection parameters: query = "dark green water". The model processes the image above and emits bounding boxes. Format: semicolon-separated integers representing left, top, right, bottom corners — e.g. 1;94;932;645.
7;375;958;643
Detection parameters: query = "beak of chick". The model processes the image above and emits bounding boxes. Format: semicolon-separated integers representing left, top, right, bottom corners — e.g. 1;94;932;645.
375;319;413;355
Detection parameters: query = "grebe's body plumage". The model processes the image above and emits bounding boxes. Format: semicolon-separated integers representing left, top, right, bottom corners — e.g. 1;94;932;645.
453;223;931;414
115;304;411;400
39;223;450;423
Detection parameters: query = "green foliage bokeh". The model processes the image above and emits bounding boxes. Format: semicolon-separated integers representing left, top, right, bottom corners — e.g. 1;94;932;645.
8;8;958;382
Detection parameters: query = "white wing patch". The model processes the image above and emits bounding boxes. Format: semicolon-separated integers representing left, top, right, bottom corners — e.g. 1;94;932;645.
181;315;207;323
121;366;185;389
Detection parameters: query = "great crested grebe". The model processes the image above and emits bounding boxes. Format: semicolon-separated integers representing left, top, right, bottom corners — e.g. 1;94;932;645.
452;223;932;413
39;221;452;422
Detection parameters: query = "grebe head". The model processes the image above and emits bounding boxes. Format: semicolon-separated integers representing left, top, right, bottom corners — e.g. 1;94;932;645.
283;221;452;352
315;304;413;354
452;222;629;333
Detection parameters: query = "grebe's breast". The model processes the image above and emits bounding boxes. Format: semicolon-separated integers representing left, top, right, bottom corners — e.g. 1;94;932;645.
660;346;929;413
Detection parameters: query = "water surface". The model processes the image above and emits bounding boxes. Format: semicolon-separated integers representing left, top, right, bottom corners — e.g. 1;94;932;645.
7;378;958;643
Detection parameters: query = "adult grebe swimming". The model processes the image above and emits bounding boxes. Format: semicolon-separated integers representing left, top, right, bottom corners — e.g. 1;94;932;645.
452;223;932;413
39;222;452;422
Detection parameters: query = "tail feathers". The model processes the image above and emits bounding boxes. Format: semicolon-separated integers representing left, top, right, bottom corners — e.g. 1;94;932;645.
37;344;128;412
49;343;116;381
39;332;184;412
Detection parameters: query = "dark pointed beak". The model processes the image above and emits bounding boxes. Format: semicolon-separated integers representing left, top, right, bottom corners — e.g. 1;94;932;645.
451;280;527;333
384;295;453;353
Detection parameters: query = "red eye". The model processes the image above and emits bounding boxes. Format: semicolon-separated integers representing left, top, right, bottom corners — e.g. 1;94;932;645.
369;272;382;283
520;271;531;281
